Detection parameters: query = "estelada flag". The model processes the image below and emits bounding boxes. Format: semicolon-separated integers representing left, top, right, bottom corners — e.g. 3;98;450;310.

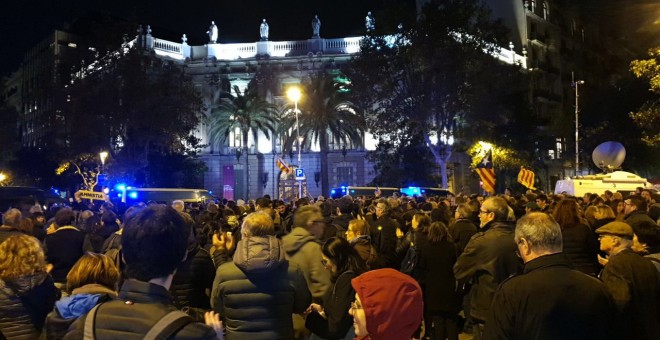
276;157;291;174
476;150;496;194
517;167;536;190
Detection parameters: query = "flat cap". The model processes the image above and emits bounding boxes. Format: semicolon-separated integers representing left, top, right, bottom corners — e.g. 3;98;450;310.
596;221;634;238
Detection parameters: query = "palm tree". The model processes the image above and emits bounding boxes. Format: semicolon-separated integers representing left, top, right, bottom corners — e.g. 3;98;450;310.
207;85;278;200
280;72;365;197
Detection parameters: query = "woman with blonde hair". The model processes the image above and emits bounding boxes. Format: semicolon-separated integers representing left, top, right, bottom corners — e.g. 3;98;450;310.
43;253;119;339
591;205;616;231
0;234;59;339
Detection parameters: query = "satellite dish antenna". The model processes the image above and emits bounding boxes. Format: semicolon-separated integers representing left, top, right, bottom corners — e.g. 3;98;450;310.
592;141;626;172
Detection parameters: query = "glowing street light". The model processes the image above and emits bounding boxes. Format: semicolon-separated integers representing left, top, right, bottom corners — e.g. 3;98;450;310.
0;173;6;183
99;151;108;165
287;86;303;199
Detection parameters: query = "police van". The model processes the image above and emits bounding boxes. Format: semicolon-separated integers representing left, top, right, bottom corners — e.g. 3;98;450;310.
118;188;215;205
554;171;656;197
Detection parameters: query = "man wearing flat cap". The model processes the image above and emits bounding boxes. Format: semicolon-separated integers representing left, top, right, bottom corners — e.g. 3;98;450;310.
596;221;659;339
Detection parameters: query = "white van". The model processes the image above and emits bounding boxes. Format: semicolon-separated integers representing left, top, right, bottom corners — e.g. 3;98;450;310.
554;171;655;197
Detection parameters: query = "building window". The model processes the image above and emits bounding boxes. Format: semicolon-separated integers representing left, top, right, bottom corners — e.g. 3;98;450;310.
548;150;555;160
542;2;549;20
556;137;564;158
336;166;353;186
530;0;536;13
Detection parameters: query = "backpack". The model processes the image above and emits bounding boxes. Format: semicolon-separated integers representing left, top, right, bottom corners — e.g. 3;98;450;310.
399;245;418;275
83;303;193;340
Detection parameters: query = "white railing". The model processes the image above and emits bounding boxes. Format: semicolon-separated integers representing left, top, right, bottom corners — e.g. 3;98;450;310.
323;37;362;54
154;38;182;53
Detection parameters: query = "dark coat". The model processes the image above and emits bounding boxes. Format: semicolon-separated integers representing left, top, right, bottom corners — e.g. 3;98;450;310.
560;222;599;275
600;249;660;340
625;210;656;230
211;236;312;339
419;239;459;313
395;228;427;281
453;221;522;323
369;215;399;269
63;280;216;339
350;236;378;270
449;218;478;255
0;272;58;340
305;270;357;339
44;227;93;283
484;253;617;340
170;245;215;310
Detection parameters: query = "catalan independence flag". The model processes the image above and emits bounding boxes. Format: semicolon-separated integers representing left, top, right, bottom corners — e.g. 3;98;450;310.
476;150;496;194
276;157;291;174
517;167;536;190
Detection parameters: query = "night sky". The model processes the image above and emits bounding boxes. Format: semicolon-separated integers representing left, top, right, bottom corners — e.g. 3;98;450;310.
0;0;401;77
1;0;659;78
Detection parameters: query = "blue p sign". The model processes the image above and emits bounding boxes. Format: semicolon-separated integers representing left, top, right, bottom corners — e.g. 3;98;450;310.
295;168;305;179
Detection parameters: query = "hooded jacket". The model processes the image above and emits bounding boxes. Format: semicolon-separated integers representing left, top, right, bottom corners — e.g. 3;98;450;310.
0;272;58;340
43;284;117;340
351;268;423;340
281;227;332;300
211;236;311;339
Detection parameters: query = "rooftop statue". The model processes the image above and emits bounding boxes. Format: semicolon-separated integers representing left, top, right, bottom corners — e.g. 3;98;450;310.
207;21;218;43
260;19;269;41
312;15;321;38
365;11;375;32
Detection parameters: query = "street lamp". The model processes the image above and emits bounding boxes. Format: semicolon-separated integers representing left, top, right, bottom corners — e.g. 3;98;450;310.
99;151;108;189
0;173;6;185
573;80;585;176
287;86;303;199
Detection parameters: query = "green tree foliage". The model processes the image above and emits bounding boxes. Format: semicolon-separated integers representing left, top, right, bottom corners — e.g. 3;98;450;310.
630;47;660;147
207;84;278;200
347;0;534;189
65;48;206;187
279;72;365;197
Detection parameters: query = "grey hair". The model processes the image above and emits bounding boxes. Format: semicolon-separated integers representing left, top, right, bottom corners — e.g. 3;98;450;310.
515;212;563;253
171;200;185;212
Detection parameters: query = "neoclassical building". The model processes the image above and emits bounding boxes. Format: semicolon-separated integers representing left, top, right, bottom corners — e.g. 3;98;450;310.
133;18;526;200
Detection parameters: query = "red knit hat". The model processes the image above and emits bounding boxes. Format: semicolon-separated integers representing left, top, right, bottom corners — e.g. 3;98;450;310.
351;268;424;340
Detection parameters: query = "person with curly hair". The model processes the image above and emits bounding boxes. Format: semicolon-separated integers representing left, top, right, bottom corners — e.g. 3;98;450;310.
0;234;59;339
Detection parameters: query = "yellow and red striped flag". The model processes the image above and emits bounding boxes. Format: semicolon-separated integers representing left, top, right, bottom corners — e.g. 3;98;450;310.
276;157;291;174
517;167;536;190
476;150;496;194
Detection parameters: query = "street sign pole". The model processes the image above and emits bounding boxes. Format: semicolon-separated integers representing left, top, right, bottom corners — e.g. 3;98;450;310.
295;168;305;199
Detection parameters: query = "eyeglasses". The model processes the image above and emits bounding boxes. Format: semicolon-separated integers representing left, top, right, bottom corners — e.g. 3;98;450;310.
350;301;362;311
479;209;490;214
321;259;329;267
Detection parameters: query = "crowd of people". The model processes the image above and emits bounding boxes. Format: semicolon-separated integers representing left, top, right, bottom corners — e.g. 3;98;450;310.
0;186;658;339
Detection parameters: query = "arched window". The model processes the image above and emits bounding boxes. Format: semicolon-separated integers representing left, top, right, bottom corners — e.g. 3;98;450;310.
530;0;536;13
542;2;549;20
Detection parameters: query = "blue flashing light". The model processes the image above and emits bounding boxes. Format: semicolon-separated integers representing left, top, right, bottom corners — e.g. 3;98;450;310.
117;193;122;198
128;192;138;199
341;186;346;189
350;190;355;193
421;189;426;193
115;184;126;192
209;191;213;195
331;189;336;194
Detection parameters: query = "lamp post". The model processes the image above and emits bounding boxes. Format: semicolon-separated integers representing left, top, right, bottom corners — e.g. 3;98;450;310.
573;79;584;176
287;86;302;199
99;151;108;189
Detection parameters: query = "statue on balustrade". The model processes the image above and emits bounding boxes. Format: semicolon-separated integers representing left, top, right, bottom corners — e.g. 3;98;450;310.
260;19;269;41
311;15;321;38
365;11;375;32
207;21;218;43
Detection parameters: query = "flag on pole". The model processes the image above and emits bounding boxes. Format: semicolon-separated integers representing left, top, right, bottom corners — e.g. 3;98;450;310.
476;150;496;194
517;167;536;190
276;157;291;174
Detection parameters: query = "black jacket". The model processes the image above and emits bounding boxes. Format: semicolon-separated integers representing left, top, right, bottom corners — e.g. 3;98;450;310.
170;245;215;310
305;270;357;339
560;222;599;275
44;227;93;283
449;218;478;255
625;210;656;230
63;280;216;339
370;215;399;269
419;239;459;313
600;249;660;340
485;253;617;340
0;272;58;340
453;221;522;322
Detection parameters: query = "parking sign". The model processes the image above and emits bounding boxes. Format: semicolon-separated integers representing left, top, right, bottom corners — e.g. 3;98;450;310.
295;168;305;180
